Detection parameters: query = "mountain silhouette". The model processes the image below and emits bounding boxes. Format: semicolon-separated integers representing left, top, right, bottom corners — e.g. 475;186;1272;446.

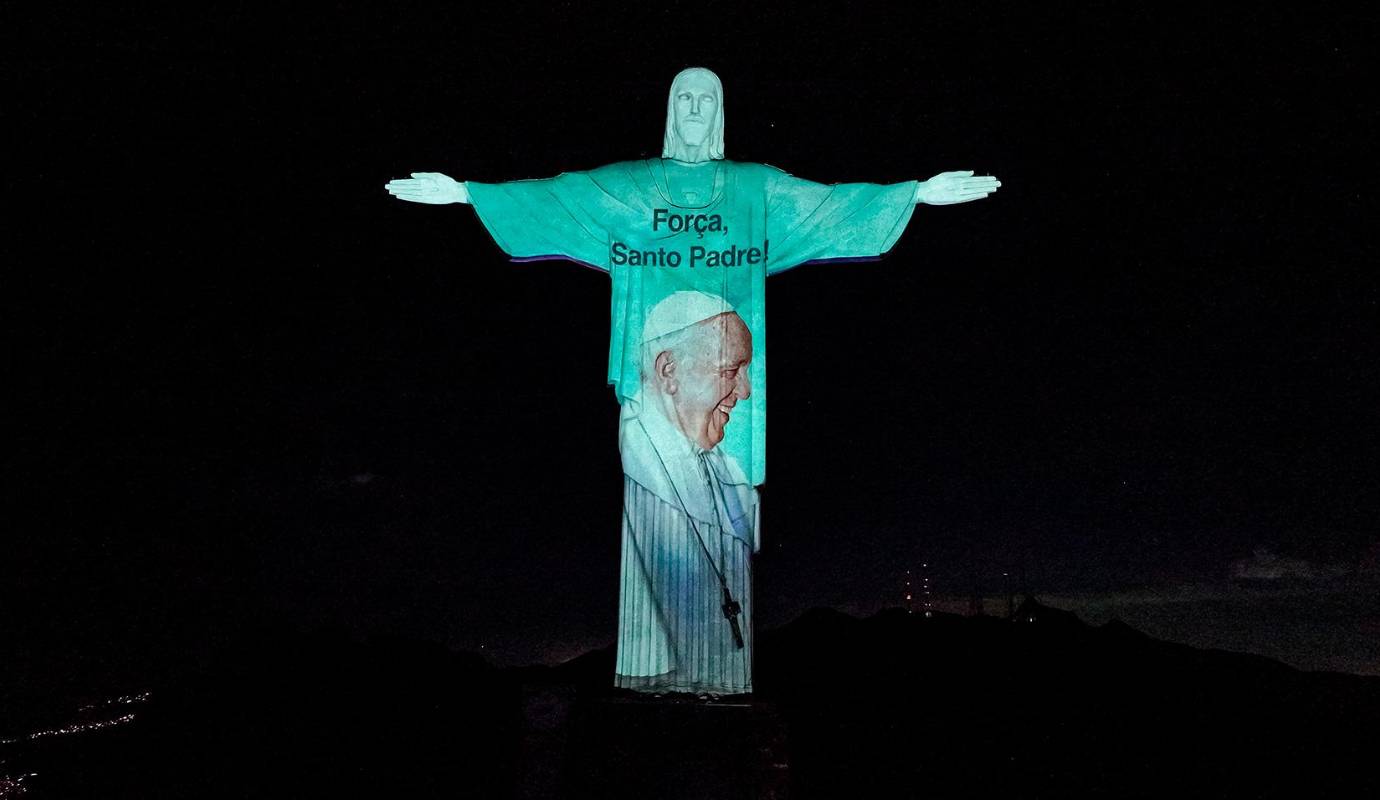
4;604;1376;798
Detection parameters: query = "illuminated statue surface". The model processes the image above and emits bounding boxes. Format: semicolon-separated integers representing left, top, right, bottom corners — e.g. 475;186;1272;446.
386;68;999;695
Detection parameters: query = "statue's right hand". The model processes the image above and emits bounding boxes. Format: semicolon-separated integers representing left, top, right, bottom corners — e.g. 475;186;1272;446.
385;172;469;204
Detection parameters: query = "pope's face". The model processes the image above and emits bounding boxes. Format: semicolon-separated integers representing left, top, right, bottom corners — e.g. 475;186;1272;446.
672;73;720;149
666;313;752;451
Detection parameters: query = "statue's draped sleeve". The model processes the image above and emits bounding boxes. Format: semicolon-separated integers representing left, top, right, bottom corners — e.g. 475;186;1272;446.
762;166;919;274
465;171;627;271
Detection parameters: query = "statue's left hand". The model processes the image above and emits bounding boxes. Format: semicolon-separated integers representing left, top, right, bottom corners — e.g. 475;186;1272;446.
915;171;1001;205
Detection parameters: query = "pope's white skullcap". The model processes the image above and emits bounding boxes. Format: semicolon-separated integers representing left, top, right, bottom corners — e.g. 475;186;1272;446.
641;290;736;343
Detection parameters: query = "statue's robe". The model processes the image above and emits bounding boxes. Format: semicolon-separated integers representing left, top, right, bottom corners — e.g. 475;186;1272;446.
615;399;758;693
467;159;917;693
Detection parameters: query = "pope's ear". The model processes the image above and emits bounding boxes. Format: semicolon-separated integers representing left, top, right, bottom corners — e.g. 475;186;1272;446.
654;350;677;393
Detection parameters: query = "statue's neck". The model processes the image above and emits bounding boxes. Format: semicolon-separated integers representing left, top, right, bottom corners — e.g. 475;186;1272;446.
672;145;712;164
665;138;718;164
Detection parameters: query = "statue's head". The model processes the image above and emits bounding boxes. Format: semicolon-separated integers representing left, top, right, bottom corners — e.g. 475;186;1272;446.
642;292;752;451
662;67;725;163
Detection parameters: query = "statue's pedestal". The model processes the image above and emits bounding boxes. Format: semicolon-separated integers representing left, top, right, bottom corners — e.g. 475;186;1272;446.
519;687;789;799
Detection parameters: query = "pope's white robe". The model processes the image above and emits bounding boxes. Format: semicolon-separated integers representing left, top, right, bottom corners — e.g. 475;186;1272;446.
614;399;759;695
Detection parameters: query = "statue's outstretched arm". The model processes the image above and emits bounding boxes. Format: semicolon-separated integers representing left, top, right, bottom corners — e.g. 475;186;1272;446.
387;168;611;269
914;170;1001;205
385;172;470;205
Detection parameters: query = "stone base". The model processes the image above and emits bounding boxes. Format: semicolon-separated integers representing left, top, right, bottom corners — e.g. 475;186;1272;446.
519;687;789;799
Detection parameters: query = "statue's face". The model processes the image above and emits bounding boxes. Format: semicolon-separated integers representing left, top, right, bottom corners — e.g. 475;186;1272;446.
663;313;753;451
672;72;720;149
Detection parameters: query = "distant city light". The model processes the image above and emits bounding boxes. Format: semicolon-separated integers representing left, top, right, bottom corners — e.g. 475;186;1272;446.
77;692;150;712
0;692;149;746
6;714;137;744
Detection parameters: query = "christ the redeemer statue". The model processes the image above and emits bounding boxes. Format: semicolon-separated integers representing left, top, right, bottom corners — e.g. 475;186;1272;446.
386;67;999;696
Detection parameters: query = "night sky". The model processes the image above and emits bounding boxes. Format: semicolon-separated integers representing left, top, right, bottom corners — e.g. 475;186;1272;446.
9;3;1378;706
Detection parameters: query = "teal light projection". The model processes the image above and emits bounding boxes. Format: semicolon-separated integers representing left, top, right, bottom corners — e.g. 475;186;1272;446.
385;67;1000;696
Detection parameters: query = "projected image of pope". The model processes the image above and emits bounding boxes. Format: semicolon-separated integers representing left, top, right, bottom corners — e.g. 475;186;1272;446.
616;291;758;695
